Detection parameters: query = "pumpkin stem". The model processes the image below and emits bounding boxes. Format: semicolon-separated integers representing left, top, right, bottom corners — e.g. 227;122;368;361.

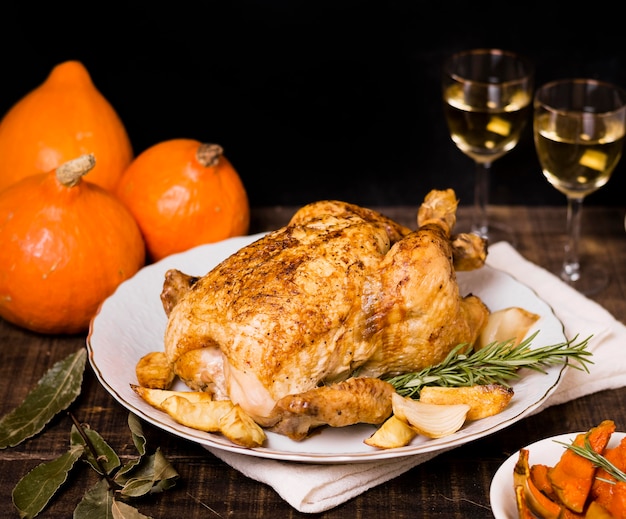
196;143;224;168
56;154;96;187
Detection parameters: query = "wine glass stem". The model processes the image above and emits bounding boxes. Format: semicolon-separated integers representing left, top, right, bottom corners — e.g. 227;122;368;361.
472;161;492;238
561;196;584;283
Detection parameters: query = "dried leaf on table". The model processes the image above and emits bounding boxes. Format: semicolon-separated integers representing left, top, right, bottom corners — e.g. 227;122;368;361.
12;443;85;518
116;413;148;478
115;413;180;497
73;470;155;519
0;348;86;448
111;499;153;519
71;423;121;475
118;449;179;497
73;479;119;519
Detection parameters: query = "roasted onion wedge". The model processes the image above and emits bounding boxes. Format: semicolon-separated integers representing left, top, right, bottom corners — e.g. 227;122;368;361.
476;306;540;349
391;393;469;439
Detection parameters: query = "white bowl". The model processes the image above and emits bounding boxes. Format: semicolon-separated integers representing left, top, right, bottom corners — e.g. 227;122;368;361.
490;431;626;518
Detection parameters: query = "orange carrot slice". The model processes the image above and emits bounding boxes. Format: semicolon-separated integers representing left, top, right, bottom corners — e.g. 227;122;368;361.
548;420;616;513
514;448;563;519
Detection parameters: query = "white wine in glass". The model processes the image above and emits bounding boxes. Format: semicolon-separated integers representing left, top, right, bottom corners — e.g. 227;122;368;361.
534;78;626;294
442;49;534;244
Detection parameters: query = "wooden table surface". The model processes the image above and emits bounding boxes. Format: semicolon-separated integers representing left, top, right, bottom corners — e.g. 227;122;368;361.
1;205;625;519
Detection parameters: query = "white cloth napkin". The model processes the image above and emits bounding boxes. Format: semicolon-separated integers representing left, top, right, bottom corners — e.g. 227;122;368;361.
207;241;626;513
486;242;626;408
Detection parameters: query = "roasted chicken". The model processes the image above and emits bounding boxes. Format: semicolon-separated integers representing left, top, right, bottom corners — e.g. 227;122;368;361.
158;189;489;440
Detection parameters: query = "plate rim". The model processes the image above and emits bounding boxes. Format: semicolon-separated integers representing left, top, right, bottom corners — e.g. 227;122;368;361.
87;233;568;464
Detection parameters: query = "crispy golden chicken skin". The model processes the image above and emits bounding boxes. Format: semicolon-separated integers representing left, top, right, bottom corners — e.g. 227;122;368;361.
161;189;489;436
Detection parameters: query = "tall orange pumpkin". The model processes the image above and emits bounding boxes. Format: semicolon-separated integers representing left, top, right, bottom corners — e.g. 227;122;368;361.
0;60;133;193
0;154;145;334
116;139;250;262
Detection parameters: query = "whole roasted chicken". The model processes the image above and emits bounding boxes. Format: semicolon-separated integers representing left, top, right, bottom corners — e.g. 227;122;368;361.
159;189;489;440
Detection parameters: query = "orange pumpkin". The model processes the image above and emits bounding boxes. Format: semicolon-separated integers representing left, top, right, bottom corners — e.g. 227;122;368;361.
0;154;145;334
0;60;133;193
116;139;250;262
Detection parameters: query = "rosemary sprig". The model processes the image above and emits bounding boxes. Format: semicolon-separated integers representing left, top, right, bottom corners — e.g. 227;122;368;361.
555;436;626;483
385;332;593;398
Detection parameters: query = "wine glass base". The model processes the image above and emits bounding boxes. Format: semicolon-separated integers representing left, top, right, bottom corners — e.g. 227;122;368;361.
560;264;610;296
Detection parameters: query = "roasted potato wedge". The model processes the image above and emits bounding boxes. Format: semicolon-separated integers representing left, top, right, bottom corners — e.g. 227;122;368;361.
131;385;266;448
135;351;175;389
364;415;417;449
218;404;266;448
159;395;234;433
419;384;514;420
130;384;214;409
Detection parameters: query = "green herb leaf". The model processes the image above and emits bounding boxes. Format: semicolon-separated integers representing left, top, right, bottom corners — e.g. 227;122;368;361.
71;423;121;475
556;437;626;483
0;348;86;448
148;449;180;493
73;478;114;519
128;413;147;457
115;413;179;498
385;334;593;398
117;449;180;498
73;472;155;519
12;443;85;518
112;499;153;519
116;413;147;479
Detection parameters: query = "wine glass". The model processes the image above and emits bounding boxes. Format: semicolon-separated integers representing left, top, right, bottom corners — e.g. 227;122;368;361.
442;49;534;244
533;78;626;295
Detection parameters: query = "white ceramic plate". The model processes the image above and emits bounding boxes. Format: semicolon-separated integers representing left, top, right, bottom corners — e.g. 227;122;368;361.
490;431;626;518
87;233;567;463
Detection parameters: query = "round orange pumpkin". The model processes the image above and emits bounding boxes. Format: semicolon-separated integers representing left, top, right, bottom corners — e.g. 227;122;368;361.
116;139;250;262
0;154;145;334
0;60;133;193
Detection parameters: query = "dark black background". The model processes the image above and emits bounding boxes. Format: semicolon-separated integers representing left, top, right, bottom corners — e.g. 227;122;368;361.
2;2;626;208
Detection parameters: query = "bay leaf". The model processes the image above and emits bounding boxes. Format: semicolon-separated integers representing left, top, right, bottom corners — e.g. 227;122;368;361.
12;443;85;518
71;423;121;475
117;450;179;497
112;499;153;519
119;476;156;498
116;449;160;497
116;414;179;497
128;412;147;456
0;348;87;448
117;413;147;478
75;480;155;519
73;478;114;519
150;448;180;493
